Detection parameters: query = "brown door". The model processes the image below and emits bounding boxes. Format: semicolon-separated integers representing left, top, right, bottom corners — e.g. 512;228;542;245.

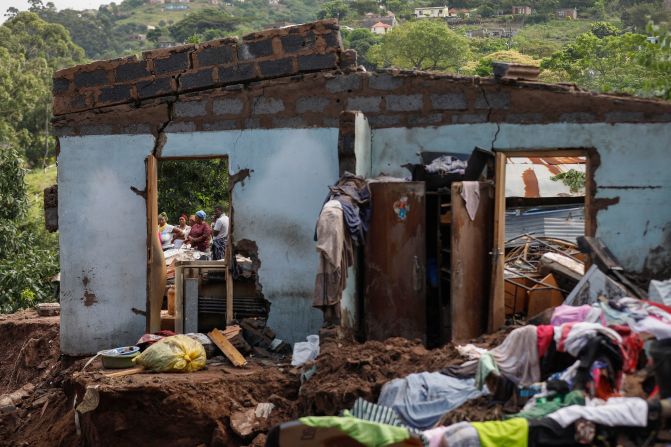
451;181;494;341
365;182;426;343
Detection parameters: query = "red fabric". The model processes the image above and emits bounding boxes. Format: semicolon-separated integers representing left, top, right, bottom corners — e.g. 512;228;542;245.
621;332;644;373
189;222;212;251
537;324;555;358
644;300;671;315
557;323;575;352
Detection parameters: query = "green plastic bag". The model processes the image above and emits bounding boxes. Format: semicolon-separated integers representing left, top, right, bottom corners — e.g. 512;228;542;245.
133;334;206;373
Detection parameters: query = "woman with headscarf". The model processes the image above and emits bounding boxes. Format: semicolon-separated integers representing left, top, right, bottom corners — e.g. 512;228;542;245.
172;214;191;249
186;210;212;252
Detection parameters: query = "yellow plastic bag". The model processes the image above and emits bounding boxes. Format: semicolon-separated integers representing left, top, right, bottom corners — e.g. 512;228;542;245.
132;334;206;373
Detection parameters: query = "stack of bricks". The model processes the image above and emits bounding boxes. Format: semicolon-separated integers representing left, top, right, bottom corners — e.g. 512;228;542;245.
52;20;347;116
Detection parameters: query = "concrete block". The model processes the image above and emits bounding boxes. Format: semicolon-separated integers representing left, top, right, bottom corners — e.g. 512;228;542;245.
238;39;274;61
368;73;403;91
431;93;467;110
474;91;510;109
253;97;284;114
218;63;257;84
386;94;423;112
367;114;401;127
196;44;234;67
184;278;199;333
452;113;488;124
281;32;316;53
296;96;330;113
560;112;596;123
179;68;215;91
136;77;174;98
153;51;190;75
74;69;108;88
505;113;544;124
53;77;70;95
326;74;361;93
203;120;239;131
273;116;307;128
298;53;337;71
408;113;443;126
99;84;133;104
605;111;645;122
115;60;150;82
165;121;197;133
213;98;244;115
174;100;208;118
347;96;381;113
258;58;295;78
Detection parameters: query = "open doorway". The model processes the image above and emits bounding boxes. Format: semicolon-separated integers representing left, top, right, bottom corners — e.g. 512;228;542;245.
145;155;266;335
490;150;594;328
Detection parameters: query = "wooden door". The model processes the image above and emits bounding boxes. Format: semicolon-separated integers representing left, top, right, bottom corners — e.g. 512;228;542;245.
146;154;165;333
489;152;507;332
365;182;426;343
450;181;494;341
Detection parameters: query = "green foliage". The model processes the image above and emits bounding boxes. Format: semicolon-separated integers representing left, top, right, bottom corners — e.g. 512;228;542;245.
369;20;470;71
157;159;230;224
169;9;239;42
317;0;350;20
642;21;671;98
471;49;540;75
590;21;619;37
621;3;671;32
0;148;59;313
513;20;593;57
541;31;666;96
551;169;586;193
342;28;380;69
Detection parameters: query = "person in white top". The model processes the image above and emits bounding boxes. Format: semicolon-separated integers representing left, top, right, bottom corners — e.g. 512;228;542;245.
211;205;229;260
172;214;191;249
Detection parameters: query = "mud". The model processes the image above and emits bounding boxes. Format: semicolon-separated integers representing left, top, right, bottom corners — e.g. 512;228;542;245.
0;314;530;446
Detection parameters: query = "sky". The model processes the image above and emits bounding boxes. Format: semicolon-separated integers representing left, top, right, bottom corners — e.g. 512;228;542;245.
0;0;110;22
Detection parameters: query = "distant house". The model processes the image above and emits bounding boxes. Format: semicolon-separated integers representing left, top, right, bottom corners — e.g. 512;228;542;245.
164;3;189;9
269;0;280;5
147;25;156;31
360;12;397;29
371;21;392;34
148;0;164;4
448;7;471;17
158;40;177;48
208;0;219;4
556;8;577;19
414;6;449;18
511;5;532;15
128;33;147;41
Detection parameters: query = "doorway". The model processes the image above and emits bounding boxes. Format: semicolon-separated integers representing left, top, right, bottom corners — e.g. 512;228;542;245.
490;150;594;329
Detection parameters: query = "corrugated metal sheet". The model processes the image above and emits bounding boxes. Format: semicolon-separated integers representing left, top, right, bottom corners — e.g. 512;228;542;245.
505;157;586;198
506;206;584;243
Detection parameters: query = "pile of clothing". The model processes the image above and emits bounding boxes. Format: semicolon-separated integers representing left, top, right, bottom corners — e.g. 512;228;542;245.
313;173;370;324
425;155;468;176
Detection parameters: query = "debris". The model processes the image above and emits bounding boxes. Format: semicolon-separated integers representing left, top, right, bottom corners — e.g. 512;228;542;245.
75;386;100;414
291;335;320;367
99;346;140;369
35;303;60;317
254;402;275;419
208;328;247;367
649;279;671;306
229;407;262;439
240;318;291;356
527;273;564;317
564;265;629;306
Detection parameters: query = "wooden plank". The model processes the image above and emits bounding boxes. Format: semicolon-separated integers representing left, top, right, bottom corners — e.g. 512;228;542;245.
208;328;247;367
451;181;494;341
104;367;145;378
146;154;165;333
489;152;507;332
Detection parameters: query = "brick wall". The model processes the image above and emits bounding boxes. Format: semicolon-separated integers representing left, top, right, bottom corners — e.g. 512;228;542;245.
53;20;347;116
53;69;671;136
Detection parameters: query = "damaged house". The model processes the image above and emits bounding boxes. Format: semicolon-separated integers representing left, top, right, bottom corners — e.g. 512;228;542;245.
49;20;671;355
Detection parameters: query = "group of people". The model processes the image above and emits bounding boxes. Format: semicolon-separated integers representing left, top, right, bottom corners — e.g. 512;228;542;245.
157;205;229;260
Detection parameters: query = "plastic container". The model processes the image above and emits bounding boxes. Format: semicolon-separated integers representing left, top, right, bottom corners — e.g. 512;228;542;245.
100;346;141;369
649;338;671;398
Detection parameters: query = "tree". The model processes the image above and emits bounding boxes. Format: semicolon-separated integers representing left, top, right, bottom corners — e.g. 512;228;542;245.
621;3;671;32
157;159;230;224
590;21;619;38
368;20;470;71
542;31;665;96
343;28;380;69
472;49;540;76
169;9;239;42
317;0;350;20
147;27;164;44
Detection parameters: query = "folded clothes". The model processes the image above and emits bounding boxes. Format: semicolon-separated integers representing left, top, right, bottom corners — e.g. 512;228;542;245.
512;390;585;420
547;397;648;428
550;305;602;326
299;415;414;447
378;372;486;430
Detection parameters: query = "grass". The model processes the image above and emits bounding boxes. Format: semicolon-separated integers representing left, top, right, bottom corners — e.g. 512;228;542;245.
24;165;57;226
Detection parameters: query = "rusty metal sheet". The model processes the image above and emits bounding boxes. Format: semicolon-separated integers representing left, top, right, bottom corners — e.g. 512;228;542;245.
365;181;426;343
450;182;494;341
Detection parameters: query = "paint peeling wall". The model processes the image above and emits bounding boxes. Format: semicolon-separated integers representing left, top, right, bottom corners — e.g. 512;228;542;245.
372;123;671;277
162;128;340;344
58;135;154;355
